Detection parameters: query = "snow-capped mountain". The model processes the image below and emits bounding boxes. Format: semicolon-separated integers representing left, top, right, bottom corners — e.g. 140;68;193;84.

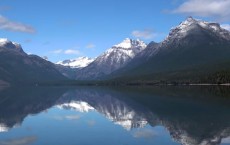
55;57;94;79
56;100;148;130
56;101;95;112
139;17;230;55
110;17;230;82
55;88;155;130
114;38;147;50
56;57;94;69
0;38;24;53
76;38;147;80
136;17;230;59
163;16;230;46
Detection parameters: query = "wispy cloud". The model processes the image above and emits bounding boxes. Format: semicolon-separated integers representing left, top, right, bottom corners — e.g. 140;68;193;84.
50;49;63;54
0;136;37;145
132;29;157;39
132;129;157;139
43;41;50;45
0;6;11;11
172;0;230;21
65;115;81;120
222;137;230;144
50;49;81;55
171;0;181;5
51;115;81;121
221;24;230;31
86;44;96;49
64;49;80;55
24;39;32;43
60;20;77;27
0;15;36;33
87;120;96;126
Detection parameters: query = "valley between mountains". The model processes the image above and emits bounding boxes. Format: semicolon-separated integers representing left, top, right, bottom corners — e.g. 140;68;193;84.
1;17;230;86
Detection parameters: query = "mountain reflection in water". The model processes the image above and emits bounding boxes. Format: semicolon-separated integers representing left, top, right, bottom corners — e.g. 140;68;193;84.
0;86;229;145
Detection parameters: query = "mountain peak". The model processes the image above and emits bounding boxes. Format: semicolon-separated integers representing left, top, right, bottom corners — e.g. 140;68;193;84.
56;56;94;69
164;17;230;44
185;16;195;21
75;38;147;80
113;38;146;49
181;16;198;25
0;38;24;53
0;38;12;46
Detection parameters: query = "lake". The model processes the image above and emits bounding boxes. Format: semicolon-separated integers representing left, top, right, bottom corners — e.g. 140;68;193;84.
0;86;229;145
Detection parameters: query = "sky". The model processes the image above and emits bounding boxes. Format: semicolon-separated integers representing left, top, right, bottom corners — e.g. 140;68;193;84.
0;0;230;62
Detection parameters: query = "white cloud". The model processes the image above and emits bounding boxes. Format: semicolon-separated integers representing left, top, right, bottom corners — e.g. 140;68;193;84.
64;49;80;55
86;44;96;49
0;15;35;33
0;136;37;145
221;24;230;31
132;29;157;39
172;0;230;21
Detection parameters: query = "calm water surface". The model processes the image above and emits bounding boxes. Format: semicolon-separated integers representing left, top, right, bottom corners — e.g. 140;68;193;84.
0;86;229;145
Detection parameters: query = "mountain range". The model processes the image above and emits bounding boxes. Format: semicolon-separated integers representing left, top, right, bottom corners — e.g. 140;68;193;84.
1;17;230;85
55;57;94;79
55;17;230;83
110;17;230;83
75;38;147;80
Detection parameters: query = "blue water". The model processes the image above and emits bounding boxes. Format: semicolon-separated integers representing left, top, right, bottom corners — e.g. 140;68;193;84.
0;108;175;145
0;86;229;145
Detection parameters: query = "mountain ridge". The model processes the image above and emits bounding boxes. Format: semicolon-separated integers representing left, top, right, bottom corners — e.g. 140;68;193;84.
56;56;94;69
107;17;230;83
0;39;67;85
75;38;147;80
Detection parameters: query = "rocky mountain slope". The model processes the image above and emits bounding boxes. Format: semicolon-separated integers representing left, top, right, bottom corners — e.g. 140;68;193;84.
0;38;66;85
75;38;147;80
110;17;230;83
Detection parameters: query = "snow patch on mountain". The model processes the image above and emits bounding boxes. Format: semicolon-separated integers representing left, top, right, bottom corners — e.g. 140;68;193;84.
0;38;8;44
56;101;95;112
0;123;9;132
0;38;23;53
164;17;230;44
221;24;230;31
56;57;94;68
114;38;146;49
76;38;147;79
110;38;147;57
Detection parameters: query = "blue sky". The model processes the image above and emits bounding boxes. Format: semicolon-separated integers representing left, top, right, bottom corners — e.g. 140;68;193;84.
0;0;230;62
